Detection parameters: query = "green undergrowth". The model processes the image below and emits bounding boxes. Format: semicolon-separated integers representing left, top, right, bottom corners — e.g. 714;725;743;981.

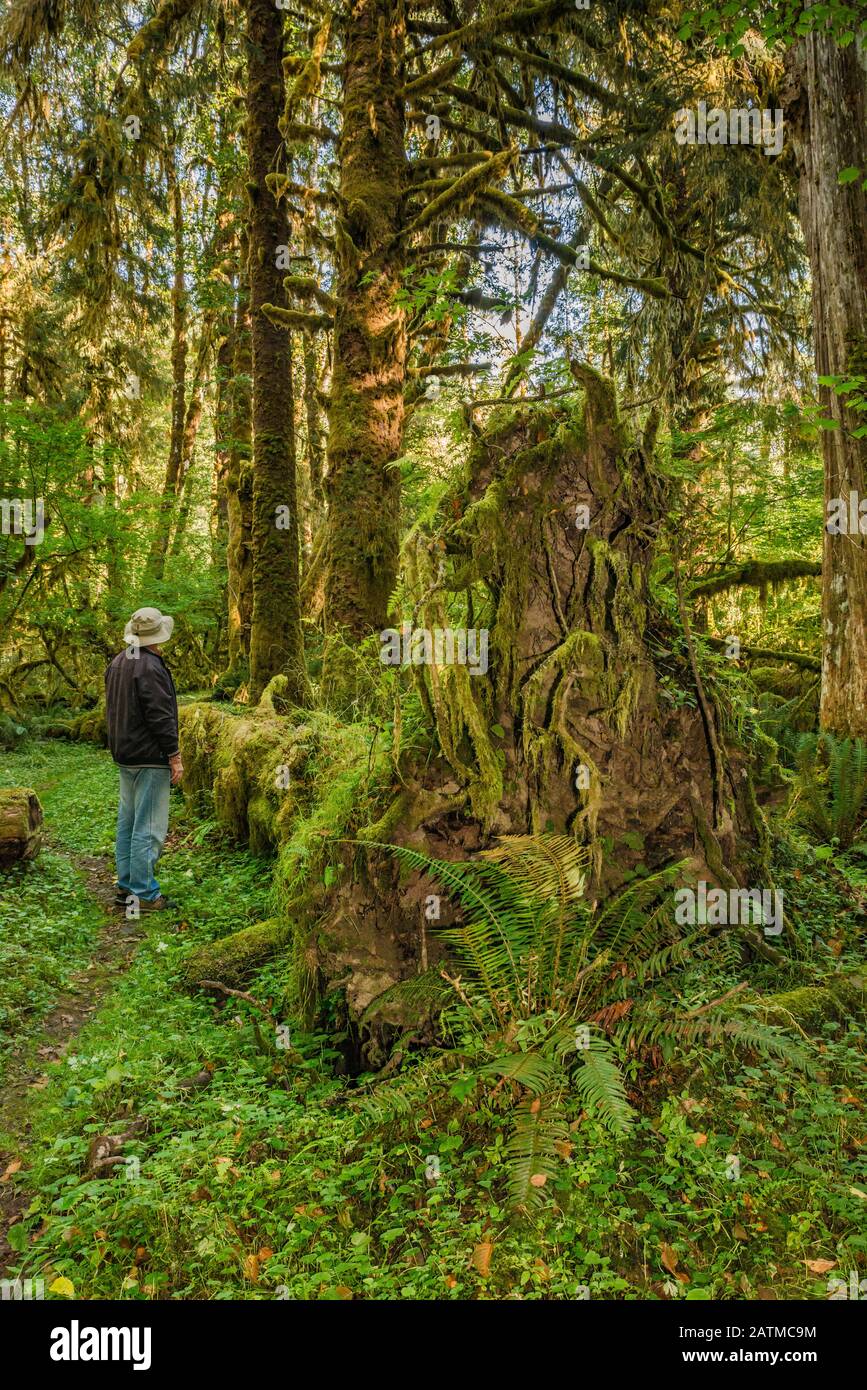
0;744;118;1076
1;740;865;1300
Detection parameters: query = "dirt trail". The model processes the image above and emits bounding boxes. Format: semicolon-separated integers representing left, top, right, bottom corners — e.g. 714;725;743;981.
0;850;142;1278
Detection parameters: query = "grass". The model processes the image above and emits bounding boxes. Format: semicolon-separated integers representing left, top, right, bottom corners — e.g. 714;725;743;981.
1;739;865;1300
0;744;118;1075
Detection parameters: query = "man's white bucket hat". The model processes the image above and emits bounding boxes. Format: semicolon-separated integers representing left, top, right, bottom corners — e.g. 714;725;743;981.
124;606;175;647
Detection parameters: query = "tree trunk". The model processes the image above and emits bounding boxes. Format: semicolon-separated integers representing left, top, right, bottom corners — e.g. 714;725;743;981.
169;314;214;560
245;0;308;706
148;159;187;581
784;32;867;736
322;0;408;658
301;333;325;547
220;249;254;690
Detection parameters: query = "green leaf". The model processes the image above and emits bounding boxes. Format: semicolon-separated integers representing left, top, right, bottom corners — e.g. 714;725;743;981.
7;1224;29;1253
837;166;862;185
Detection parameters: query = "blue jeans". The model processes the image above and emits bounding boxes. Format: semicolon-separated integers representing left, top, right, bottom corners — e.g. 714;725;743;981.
115;766;171;902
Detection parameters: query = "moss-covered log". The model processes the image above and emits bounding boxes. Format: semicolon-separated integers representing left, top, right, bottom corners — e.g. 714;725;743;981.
748;973;867;1031
178;684;315;854
182;918;287;990
0;787;43;865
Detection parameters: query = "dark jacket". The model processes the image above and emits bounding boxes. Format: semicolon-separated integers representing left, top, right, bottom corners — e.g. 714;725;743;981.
105;647;179;768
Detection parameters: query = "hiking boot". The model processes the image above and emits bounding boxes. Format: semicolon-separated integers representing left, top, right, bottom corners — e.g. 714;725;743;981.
138;895;178;913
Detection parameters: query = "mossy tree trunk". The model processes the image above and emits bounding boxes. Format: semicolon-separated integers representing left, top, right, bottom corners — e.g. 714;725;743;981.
784;32;867;736
245;0;308;706
147;157;187;581
322;0;408;661
221;243;254;689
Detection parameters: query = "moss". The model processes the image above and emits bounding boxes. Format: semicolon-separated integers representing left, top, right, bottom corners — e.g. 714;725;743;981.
179;701;315;848
751;975;867;1031
182;918;287;990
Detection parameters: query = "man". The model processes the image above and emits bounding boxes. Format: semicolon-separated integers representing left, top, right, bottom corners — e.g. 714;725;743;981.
105;607;184;912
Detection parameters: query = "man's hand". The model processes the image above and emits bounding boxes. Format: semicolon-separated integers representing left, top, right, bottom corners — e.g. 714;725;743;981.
169;753;184;787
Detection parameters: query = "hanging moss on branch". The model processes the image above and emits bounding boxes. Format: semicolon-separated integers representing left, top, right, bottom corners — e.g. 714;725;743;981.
260;304;334;333
691;558;822;600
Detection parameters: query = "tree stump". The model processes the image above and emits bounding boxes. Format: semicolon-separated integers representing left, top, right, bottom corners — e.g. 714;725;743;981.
0;788;44;866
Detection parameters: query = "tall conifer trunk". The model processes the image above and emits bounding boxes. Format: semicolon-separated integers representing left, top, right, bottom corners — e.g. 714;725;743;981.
785;32;867;735
224;252;254;686
148;160;187;581
245;0;308;705
323;0;408;659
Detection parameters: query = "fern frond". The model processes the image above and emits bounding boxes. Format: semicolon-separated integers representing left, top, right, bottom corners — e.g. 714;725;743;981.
571;1038;635;1136
358;1051;464;1126
476;1050;563;1095
503;1099;570;1209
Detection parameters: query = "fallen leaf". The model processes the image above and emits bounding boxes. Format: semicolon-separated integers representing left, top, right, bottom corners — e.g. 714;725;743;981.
0;1159;22;1182
529;1173;547;1187
553;1140;573;1160
472;1242;493;1277
733;1223;749;1241
243;1253;260;1283
806;1258;836;1275
49;1276;75;1297
660;1243;678;1274
693;1132;708;1147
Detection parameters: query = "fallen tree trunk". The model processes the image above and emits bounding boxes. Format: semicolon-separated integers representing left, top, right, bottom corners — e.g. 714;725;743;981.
747;972;866;1033
0;787;43;865
182;918;288;991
